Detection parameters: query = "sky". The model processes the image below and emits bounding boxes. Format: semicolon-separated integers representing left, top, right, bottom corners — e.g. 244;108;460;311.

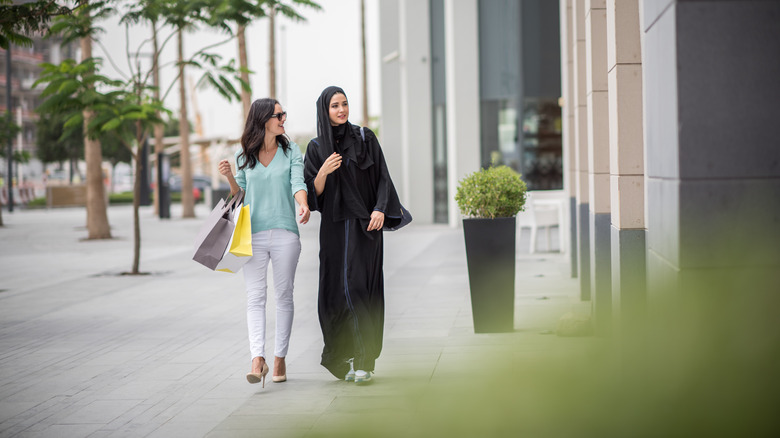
92;0;382;143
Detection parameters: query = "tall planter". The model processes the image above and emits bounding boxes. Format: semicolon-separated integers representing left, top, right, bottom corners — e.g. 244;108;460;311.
463;217;516;333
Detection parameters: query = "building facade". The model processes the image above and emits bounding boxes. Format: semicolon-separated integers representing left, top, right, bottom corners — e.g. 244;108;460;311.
1;35;77;188
379;0;563;227
380;0;780;336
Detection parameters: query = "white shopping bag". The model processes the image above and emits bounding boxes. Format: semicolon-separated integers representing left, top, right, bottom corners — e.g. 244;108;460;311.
215;203;253;273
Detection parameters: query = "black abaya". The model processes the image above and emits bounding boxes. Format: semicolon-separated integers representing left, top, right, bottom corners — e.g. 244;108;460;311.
304;121;404;379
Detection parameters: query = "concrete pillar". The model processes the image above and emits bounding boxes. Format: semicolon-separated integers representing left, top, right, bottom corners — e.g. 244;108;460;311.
572;0;591;300
643;1;780;334
607;0;645;335
398;0;434;224
444;0;481;227
586;0;611;335
378;0;402;192
561;0;578;278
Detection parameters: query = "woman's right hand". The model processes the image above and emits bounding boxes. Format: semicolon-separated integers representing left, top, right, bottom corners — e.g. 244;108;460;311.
218;159;232;177
319;152;342;176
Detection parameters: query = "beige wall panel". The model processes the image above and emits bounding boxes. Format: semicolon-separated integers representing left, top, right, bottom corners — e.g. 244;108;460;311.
578;169;591;202
608;64;644;174
576;105;589;173
574;40;588;106
588;90;610;174
586;0;607;10
586;8;609;93
574;0;586;41
610;174;645;229
607;0;641;68
589;172;611;213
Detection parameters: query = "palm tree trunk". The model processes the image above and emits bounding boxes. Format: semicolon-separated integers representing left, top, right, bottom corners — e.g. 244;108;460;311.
131;127;142;274
81;31;111;239
238;24;251;122
268;6;276;99
152;20;164;216
178;27;194;218
360;0;369;127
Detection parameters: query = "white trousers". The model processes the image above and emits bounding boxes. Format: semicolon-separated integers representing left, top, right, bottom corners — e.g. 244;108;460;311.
242;229;301;360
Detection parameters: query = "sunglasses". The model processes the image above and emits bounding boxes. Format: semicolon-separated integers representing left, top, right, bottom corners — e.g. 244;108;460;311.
270;111;287;121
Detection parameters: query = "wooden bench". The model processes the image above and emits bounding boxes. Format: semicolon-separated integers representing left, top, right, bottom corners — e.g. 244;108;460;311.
46;184;88;208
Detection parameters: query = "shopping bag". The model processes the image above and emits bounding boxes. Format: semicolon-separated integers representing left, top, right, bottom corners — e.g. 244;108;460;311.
192;190;244;270
215;203;253;273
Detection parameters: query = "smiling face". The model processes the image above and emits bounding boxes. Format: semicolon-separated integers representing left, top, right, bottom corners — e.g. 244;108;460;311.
265;103;286;137
328;93;349;126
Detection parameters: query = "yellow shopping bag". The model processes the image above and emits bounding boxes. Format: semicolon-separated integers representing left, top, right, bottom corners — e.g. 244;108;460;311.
215;203;253;273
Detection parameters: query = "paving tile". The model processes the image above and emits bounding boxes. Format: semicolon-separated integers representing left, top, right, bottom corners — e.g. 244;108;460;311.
20;423;104;438
0;204;586;437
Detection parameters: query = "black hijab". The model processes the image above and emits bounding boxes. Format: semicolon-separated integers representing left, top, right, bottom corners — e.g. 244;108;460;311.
315;86;372;169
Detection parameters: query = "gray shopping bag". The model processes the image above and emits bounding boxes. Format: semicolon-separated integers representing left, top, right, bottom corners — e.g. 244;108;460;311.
192;190;244;270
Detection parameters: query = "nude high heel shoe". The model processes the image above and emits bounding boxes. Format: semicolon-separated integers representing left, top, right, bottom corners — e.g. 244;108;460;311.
272;356;287;383
246;361;269;387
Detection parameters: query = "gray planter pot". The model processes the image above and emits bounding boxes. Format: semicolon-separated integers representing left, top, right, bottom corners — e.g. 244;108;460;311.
462;217;516;333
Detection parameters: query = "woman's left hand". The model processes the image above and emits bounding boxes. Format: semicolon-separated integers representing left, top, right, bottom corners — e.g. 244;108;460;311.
367;211;385;231
298;204;311;224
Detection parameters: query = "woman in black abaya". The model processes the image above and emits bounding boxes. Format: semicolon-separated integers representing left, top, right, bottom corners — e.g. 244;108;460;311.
304;86;404;384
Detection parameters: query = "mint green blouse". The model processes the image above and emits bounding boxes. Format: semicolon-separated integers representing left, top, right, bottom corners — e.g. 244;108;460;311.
234;142;307;236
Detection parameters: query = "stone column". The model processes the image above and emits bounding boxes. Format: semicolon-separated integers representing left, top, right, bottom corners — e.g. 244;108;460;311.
378;0;402;203
561;0;578;278
643;1;780;334
444;0;481;227
572;0;591;300
398;0;434;224
586;0;611;334
607;0;645;335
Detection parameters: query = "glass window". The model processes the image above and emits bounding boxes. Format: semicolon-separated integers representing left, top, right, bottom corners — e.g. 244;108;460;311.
478;0;562;190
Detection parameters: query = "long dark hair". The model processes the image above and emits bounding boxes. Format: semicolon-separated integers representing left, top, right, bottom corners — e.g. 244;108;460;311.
238;98;290;170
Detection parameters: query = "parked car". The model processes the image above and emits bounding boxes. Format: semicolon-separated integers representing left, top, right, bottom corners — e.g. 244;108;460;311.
167;175;228;202
168;175;213;193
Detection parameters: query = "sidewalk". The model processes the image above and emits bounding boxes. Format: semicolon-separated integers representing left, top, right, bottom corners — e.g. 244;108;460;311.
0;204;590;438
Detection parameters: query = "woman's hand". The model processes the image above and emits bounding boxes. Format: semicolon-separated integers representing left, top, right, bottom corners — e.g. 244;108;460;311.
314;153;342;196
294;190;310;224
219;159;241;196
298;203;311;224
319;152;342;176
218;159;233;177
367;210;385;231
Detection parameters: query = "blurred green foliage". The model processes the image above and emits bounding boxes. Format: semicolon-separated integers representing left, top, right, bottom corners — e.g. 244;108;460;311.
308;264;779;437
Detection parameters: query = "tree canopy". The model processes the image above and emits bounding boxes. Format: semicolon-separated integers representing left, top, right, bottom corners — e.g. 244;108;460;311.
0;0;87;49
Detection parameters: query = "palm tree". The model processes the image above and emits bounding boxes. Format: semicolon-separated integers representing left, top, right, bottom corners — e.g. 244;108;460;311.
49;0;115;239
212;0;321;121
158;0;209;218
122;0;168;215
151;21;165;215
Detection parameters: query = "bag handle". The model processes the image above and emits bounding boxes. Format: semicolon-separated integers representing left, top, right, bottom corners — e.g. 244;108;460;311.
224;189;244;211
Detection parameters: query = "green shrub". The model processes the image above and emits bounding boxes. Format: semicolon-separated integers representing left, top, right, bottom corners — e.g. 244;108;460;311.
109;192;135;204
106;191;204;204
27;197;47;208
455;165;527;219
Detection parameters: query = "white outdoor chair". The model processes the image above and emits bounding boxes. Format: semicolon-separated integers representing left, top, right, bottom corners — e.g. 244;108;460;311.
516;190;566;253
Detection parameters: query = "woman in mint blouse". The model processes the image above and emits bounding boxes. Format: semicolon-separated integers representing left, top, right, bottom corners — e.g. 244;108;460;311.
218;98;310;387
